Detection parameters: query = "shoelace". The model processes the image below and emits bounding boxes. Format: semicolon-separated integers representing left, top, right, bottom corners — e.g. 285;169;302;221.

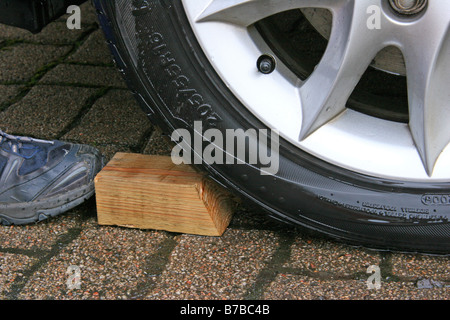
0;130;54;159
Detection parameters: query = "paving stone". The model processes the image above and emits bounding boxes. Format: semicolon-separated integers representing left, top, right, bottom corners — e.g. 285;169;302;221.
40;63;126;87
95;144;133;164
67;29;113;65
18;223;169;299
0;22;88;45
146;229;279;300
57;1;101;27
391;253;450;281
0;25;29;43
142;128;173;156
264;274;366;300
228;203;286;231
0;2;98;46
40;64;126;88
264;273;449;300
285;236;382;276
0;84;23;106
368;282;450;300
0;204;90;251
0;85;97;139
0;43;71;83
0;253;37;299
62;89;151;146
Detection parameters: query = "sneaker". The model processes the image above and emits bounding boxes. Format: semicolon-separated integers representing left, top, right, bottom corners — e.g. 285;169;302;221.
0;130;103;225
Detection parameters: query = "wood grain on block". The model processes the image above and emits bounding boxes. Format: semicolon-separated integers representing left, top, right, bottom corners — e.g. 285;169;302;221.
94;153;235;236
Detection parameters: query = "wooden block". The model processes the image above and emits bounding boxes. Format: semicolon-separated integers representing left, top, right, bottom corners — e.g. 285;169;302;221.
94;153;236;236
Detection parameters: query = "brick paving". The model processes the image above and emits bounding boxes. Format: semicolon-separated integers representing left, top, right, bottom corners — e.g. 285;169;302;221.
0;3;448;302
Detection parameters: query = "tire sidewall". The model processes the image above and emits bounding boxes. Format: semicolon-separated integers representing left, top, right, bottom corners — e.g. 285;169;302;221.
96;0;450;254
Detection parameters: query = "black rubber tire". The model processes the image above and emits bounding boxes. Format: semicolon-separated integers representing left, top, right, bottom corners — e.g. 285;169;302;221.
94;0;450;254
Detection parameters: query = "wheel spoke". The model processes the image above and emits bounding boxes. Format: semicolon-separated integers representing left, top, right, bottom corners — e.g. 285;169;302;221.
298;1;384;139
404;22;450;175
197;0;341;26
188;0;450;179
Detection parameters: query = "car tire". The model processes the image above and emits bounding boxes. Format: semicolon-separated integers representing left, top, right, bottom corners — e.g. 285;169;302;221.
94;0;450;254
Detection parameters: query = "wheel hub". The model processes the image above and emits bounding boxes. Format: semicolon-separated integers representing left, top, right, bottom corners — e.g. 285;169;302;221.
389;0;427;15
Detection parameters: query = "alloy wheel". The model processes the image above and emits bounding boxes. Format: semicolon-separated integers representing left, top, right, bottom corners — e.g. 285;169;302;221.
182;0;450;181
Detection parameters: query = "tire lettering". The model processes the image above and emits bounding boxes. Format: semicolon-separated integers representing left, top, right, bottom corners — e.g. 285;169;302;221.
422;194;450;206
318;195;448;222
143;32;222;126
132;0;150;16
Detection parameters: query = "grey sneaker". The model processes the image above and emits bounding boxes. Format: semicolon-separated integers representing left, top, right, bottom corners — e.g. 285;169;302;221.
0;130;103;225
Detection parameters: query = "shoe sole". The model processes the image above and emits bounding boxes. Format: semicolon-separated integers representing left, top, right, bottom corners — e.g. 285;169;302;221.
0;181;95;225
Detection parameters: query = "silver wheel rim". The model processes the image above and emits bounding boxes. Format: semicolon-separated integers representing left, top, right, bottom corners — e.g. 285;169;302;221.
181;0;450;182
